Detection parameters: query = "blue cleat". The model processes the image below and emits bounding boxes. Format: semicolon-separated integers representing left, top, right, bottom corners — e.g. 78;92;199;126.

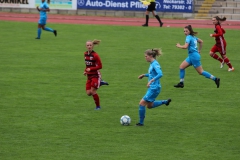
95;107;101;110
100;79;109;86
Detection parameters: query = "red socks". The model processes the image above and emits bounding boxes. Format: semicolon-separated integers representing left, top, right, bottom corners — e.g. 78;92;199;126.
223;57;233;68
211;53;223;63
92;94;100;107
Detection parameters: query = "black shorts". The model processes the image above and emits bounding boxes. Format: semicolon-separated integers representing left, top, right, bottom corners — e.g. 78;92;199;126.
147;2;156;11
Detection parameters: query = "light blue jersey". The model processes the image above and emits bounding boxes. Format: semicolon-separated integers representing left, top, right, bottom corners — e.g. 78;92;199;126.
186;35;198;54
185;35;201;68
143;60;163;102
145;59;162;88
39;2;49;19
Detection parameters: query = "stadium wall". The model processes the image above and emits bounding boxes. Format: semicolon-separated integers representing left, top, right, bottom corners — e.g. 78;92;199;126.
0;0;194;19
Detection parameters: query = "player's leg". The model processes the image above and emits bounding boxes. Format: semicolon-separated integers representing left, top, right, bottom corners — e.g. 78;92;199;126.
174;58;191;88
146;88;171;108
219;46;234;71
209;45;223;67
86;78;101;110
142;10;150;26
136;99;147;126
195;65;220;88
152;99;172;108
42;18;57;36
152;10;163;27
36;18;44;39
91;77;101;110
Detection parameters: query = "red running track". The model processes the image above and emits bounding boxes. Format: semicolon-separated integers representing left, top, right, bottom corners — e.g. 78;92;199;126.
0;12;240;29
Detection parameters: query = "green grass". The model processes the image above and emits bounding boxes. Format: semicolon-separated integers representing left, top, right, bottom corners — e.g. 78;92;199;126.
0;21;240;160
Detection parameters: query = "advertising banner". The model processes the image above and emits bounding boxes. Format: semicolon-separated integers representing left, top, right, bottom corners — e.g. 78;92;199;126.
77;0;193;13
0;0;34;8
35;0;77;9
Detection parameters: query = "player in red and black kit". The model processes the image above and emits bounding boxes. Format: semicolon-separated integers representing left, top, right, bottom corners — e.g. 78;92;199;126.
209;16;234;72
83;39;108;110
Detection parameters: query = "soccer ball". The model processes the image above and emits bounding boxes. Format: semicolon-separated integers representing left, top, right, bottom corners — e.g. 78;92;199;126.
120;115;131;126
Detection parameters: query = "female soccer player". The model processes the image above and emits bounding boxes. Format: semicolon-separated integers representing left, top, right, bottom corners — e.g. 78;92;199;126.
141;0;163;27
174;25;220;88
209;16;234;71
83;39;108;110
36;0;57;39
136;48;171;126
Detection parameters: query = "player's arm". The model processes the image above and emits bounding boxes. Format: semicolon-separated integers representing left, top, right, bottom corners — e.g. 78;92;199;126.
36;6;40;11
138;73;149;79
197;38;203;53
210;25;222;37
176;42;189;49
147;66;162;87
152;66;163;81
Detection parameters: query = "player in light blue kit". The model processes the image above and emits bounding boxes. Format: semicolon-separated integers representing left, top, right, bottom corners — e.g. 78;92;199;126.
36;0;57;39
174;25;220;88
136;48;171;126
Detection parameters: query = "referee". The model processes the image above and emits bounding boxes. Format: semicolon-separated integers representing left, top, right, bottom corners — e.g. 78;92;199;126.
142;0;164;27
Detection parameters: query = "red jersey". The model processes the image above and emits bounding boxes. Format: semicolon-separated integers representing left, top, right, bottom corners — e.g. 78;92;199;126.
84;50;102;77
212;24;226;47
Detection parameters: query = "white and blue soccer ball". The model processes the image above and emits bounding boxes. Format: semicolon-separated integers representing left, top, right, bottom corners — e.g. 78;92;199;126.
120;115;131;126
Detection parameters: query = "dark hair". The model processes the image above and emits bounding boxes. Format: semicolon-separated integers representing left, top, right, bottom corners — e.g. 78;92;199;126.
213;16;227;24
184;25;198;36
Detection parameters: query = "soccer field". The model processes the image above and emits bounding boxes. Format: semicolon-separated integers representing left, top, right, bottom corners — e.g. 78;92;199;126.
0;21;240;160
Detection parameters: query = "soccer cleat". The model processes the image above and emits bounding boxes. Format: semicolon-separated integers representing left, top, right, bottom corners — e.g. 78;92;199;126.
214;78;220;88
165;99;172;106
220;61;224;68
35;37;40;39
142;24;148;27
53;30;57;37
135;123;144;126
95;107;101;110
100;79;109;86
160;22;164;27
174;82;184;88
228;67;234;72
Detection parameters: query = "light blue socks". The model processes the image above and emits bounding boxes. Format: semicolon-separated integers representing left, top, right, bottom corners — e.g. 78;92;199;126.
139;105;145;124
152;100;167;108
37;28;41;38
202;71;216;80
44;27;54;32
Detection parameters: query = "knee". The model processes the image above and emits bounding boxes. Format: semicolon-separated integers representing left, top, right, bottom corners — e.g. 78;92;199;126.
147;105;152;109
209;52;214;56
86;91;92;96
198;70;204;75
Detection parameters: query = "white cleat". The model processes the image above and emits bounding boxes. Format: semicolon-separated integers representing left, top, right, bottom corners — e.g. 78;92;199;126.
228;67;235;72
220;61;224;68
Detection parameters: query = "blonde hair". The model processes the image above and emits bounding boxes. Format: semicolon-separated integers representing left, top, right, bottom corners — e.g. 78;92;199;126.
145;48;162;58
87;39;101;46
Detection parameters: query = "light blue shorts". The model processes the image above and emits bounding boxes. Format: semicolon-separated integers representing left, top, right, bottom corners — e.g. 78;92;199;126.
143;87;161;102
38;18;47;25
185;53;201;68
